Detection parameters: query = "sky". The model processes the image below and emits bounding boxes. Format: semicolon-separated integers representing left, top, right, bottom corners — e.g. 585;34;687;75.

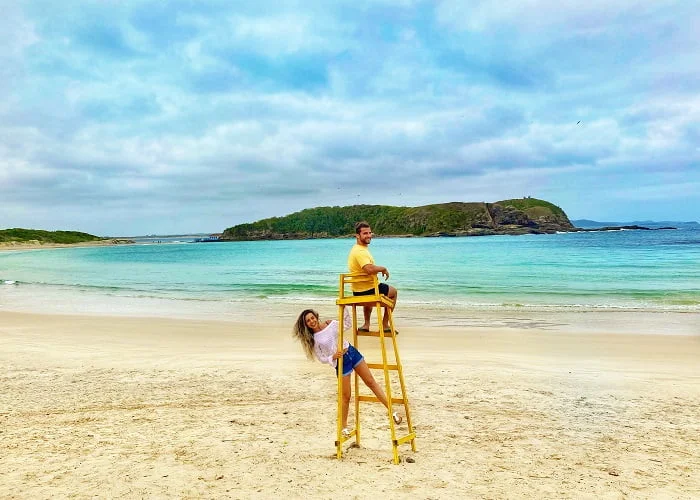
2;1;699;236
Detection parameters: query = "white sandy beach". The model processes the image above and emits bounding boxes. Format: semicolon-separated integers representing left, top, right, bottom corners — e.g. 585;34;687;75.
1;309;699;499
0;240;132;251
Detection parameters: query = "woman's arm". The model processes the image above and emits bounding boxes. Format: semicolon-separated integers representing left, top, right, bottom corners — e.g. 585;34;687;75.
343;307;352;330
314;341;336;366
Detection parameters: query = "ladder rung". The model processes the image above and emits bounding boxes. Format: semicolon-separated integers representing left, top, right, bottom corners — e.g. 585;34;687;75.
367;363;399;370
356;395;406;405
335;428;357;446
357;395;380;403
356;330;397;337
393;433;416;446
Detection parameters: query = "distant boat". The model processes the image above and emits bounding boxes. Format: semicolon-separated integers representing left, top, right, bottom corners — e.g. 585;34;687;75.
194;234;222;243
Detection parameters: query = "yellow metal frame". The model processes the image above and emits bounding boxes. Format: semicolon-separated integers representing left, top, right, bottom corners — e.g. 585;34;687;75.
334;272;416;464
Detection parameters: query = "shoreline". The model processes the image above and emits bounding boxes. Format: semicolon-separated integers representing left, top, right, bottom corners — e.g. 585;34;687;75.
1;221;686;251
203;224;681;242
0;290;698;336
0;239;134;251
1;309;698;366
1;310;698;498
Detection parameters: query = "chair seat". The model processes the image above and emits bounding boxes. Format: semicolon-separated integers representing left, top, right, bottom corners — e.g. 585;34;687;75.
336;295;394;307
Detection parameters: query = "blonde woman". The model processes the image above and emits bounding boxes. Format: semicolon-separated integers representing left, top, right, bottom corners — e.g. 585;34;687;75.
293;308;402;435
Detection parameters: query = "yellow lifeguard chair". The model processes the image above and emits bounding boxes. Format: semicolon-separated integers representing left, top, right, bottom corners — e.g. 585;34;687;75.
334;272;416;464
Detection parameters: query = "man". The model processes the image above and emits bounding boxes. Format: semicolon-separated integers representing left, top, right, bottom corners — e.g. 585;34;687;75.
347;221;398;333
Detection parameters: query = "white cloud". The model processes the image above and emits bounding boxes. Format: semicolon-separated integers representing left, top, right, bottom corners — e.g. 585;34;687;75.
435;0;678;33
0;1;698;235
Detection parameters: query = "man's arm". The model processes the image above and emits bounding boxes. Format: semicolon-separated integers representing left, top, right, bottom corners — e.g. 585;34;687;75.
362;263;389;280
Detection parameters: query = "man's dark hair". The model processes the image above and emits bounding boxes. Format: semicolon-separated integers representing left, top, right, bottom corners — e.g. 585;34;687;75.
355;221;371;234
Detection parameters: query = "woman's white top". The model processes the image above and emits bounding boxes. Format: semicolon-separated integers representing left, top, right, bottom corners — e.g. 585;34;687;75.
313;308;353;368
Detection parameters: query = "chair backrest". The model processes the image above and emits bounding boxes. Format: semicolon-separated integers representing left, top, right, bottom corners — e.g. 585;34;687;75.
338;272;379;299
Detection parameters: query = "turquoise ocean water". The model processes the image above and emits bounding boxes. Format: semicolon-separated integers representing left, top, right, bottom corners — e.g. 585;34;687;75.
1;229;699;321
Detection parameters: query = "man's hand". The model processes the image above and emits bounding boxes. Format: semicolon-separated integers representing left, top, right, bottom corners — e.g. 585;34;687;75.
362;264;390;280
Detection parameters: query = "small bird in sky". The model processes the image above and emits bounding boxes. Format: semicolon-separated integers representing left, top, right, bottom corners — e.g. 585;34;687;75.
577;121;581;124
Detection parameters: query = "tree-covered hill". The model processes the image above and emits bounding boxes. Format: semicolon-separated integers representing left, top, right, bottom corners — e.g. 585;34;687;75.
222;198;574;240
0;228;103;244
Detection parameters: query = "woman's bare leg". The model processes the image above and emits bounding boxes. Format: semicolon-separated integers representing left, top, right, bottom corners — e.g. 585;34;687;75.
353;360;389;408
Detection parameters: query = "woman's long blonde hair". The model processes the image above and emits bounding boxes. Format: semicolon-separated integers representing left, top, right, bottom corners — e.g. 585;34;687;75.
293;309;318;360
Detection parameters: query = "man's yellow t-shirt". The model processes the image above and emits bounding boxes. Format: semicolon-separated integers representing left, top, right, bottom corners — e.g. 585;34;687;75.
347;243;375;292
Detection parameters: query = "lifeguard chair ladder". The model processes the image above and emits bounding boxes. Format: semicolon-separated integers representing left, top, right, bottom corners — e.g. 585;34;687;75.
334;272;416;464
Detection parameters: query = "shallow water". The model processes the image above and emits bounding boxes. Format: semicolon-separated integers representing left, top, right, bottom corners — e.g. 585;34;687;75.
1;228;698;320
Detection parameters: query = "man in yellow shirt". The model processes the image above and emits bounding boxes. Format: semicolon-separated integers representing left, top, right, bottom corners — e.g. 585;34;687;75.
347;221;398;333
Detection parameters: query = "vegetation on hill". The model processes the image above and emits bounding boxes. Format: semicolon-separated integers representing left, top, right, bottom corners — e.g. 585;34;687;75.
0;228;103;244
222;198;574;240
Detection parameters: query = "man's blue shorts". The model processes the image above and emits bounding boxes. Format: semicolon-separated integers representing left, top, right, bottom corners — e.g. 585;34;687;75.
335;344;364;376
352;283;390;296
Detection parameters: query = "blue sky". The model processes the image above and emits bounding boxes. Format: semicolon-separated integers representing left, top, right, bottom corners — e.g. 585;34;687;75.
2;1;699;236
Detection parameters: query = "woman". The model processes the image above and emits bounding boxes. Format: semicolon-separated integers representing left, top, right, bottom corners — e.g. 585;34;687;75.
293;307;402;436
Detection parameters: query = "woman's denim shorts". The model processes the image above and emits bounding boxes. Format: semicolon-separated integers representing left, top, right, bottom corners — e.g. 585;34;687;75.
335;344;364;376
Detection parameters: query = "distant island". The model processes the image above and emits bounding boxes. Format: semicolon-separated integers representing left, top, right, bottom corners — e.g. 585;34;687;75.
4;202;690;247
221;198;571;240
0;228;133;248
221;198;684;241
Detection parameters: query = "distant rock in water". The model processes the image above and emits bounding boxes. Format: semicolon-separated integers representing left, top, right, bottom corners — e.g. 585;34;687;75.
221;198;578;240
569;225;677;232
572;219;695;229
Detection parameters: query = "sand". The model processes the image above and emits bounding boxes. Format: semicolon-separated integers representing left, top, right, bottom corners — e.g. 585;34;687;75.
0;239;133;251
1;310;699;499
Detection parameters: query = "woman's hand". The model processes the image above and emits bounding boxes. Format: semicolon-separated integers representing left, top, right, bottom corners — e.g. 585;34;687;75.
332;348;348;360
324;319;332;326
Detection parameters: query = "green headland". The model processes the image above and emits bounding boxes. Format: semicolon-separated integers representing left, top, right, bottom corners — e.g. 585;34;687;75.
0;229;103;244
222;198;574;240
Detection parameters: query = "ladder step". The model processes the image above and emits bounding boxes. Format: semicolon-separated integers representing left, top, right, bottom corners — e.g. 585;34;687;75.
367;363;399;370
356;330;397;337
393;433;416;446
357;395;379;403
357;395;406;405
336;297;395;307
